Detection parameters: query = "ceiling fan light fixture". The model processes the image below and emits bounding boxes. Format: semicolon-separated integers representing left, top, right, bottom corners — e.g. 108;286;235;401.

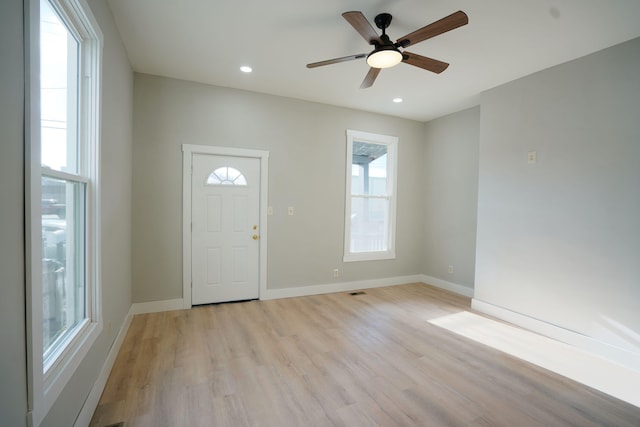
307;10;469;88
366;47;403;69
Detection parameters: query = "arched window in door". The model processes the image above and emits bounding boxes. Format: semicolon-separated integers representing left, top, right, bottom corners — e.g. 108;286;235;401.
206;167;247;186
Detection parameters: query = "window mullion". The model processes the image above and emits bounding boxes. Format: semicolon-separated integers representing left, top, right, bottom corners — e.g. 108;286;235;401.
351;194;390;200
41;166;88;183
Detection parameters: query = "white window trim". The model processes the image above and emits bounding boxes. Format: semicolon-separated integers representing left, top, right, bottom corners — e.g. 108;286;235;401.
344;129;398;262
25;0;103;425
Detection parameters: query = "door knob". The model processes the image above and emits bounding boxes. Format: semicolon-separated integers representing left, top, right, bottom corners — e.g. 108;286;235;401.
252;234;259;240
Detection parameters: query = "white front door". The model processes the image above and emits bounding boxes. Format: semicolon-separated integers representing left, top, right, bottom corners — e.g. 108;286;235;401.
191;154;261;304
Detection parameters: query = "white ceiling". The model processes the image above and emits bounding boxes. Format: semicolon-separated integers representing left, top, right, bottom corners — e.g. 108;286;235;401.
106;0;640;122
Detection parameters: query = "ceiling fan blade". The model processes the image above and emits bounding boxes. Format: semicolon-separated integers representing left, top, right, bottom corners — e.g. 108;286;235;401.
307;53;367;68
360;67;381;89
342;11;382;45
396;10;468;48
402;51;449;74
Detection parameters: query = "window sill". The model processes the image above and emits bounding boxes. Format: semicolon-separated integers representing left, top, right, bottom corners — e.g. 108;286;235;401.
344;250;396;262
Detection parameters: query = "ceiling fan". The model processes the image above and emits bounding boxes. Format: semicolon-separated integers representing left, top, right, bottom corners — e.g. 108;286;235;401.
307;10;468;89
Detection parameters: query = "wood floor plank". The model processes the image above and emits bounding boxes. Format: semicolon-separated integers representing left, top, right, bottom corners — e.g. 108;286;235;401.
90;283;640;427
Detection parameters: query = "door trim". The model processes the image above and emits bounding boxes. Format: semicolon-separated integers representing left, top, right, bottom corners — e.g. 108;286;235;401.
182;144;269;309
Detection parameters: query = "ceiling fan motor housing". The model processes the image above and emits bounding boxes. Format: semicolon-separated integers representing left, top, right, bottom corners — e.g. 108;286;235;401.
374;13;393;31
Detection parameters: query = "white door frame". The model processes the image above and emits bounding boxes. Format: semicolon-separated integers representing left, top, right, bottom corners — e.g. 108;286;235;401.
182;144;269;309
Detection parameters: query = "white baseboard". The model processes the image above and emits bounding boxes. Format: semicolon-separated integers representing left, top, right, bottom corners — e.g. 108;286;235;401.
420;275;474;297
128;278;472;308
472;298;640;376
131;298;185;315
261;275;424;300
73;307;134;427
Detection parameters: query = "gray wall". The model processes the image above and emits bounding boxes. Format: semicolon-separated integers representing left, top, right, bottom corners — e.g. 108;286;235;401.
423;107;479;289
132;74;426;302
475;37;640;359
0;0;28;425
40;0;134;425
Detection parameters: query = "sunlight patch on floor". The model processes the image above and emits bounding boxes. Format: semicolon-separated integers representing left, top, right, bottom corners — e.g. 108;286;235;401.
428;311;640;408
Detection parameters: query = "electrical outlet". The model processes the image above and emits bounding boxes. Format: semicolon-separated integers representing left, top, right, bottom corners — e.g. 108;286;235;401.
333;269;340;278
528;151;537;164
267;206;273;215
448;265;454;274
288;206;294;215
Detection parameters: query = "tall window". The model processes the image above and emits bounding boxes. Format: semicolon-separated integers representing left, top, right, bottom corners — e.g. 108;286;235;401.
40;0;87;368
344;130;398;262
28;0;102;424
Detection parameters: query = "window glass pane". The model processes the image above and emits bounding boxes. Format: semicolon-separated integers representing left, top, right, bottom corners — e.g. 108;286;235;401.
206;167;247;186
226;167;240;181
42;176;86;361
233;175;247;186
351;142;387;196
350;197;389;252
40;0;79;173
368;154;387;196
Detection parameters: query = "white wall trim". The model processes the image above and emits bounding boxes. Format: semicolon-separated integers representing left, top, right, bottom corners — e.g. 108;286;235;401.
262;275;423;300
472;298;640;373
131;298;185;315
73;306;133;427
122;276;470;311
122;276;472;307
420;275;474;298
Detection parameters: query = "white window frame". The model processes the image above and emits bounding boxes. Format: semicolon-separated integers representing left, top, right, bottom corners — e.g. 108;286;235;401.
25;0;103;425
344;129;398;262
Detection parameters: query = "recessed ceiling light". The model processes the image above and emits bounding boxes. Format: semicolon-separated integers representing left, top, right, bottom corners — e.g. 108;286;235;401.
393;98;403;103
240;66;253;73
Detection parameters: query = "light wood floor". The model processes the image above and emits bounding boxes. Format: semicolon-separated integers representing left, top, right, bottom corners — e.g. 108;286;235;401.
90;283;640;427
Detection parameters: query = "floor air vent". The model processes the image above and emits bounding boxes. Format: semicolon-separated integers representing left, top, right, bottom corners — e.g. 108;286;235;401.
349;291;366;296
